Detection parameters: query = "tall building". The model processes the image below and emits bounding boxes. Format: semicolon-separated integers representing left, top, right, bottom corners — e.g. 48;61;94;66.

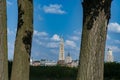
57;37;79;67
57;37;65;65
59;37;65;60
106;48;114;62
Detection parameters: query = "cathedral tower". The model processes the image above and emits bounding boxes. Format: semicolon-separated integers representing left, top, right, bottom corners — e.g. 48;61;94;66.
57;37;65;65
59;37;65;60
106;48;114;62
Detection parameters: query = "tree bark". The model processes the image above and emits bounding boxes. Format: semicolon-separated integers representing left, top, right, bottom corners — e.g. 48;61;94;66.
77;0;112;80
11;0;33;80
0;0;8;80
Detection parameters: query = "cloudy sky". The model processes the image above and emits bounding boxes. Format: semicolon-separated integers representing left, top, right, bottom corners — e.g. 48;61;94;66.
7;0;120;62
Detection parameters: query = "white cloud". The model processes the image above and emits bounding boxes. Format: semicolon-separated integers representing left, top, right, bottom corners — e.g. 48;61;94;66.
47;42;59;48
34;37;59;48
34;30;48;37
34;52;40;57
107;45;120;53
107;34;111;40
8;42;14;60
43;4;66;14
38;15;43;21
108;22;120;33
70;36;79;41
7;1;13;6
65;40;77;48
7;28;14;35
74;30;81;35
114;40;120;44
33;30;49;46
33;32;60;48
50;49;59;54
34;38;44;46
51;34;60;41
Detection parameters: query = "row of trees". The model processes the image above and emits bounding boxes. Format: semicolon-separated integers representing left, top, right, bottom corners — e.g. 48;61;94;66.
0;0;33;80
0;0;112;80
8;61;120;80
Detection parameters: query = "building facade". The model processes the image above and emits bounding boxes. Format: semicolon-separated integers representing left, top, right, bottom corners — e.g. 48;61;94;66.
58;37;65;65
106;48;114;62
59;37;65;60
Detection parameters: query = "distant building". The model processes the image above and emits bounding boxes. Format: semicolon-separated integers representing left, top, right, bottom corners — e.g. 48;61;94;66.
40;59;46;66
30;57;40;66
30;59;57;66
106;48;114;62
65;53;79;67
30;36;79;67
57;37;79;67
32;61;40;66
65;52;72;63
58;37;65;65
71;60;79;67
59;37;65;60
40;59;57;66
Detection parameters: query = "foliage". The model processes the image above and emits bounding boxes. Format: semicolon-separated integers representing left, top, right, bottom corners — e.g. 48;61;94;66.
30;65;77;80
8;61;120;80
104;62;120;80
8;61;12;80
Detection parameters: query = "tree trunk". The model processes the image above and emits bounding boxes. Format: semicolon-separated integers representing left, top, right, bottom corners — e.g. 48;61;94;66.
77;0;112;80
0;0;8;80
11;0;33;80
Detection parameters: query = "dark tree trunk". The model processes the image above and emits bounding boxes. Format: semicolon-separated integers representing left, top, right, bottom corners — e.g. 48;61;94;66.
11;0;33;80
77;0;112;80
0;0;8;80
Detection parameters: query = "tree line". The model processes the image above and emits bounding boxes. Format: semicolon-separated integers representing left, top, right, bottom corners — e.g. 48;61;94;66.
0;0;33;80
0;0;112;80
8;61;120;80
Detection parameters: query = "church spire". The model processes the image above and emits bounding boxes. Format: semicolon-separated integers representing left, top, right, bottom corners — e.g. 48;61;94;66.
67;52;70;57
59;37;65;60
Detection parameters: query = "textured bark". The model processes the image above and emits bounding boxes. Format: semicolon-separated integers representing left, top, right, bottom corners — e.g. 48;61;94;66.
77;0;112;80
0;0;8;80
11;0;33;80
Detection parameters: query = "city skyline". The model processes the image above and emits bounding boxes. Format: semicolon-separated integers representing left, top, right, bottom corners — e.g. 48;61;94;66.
7;0;120;61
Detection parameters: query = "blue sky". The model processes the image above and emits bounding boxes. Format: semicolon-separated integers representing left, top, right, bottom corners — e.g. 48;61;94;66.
7;0;120;62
